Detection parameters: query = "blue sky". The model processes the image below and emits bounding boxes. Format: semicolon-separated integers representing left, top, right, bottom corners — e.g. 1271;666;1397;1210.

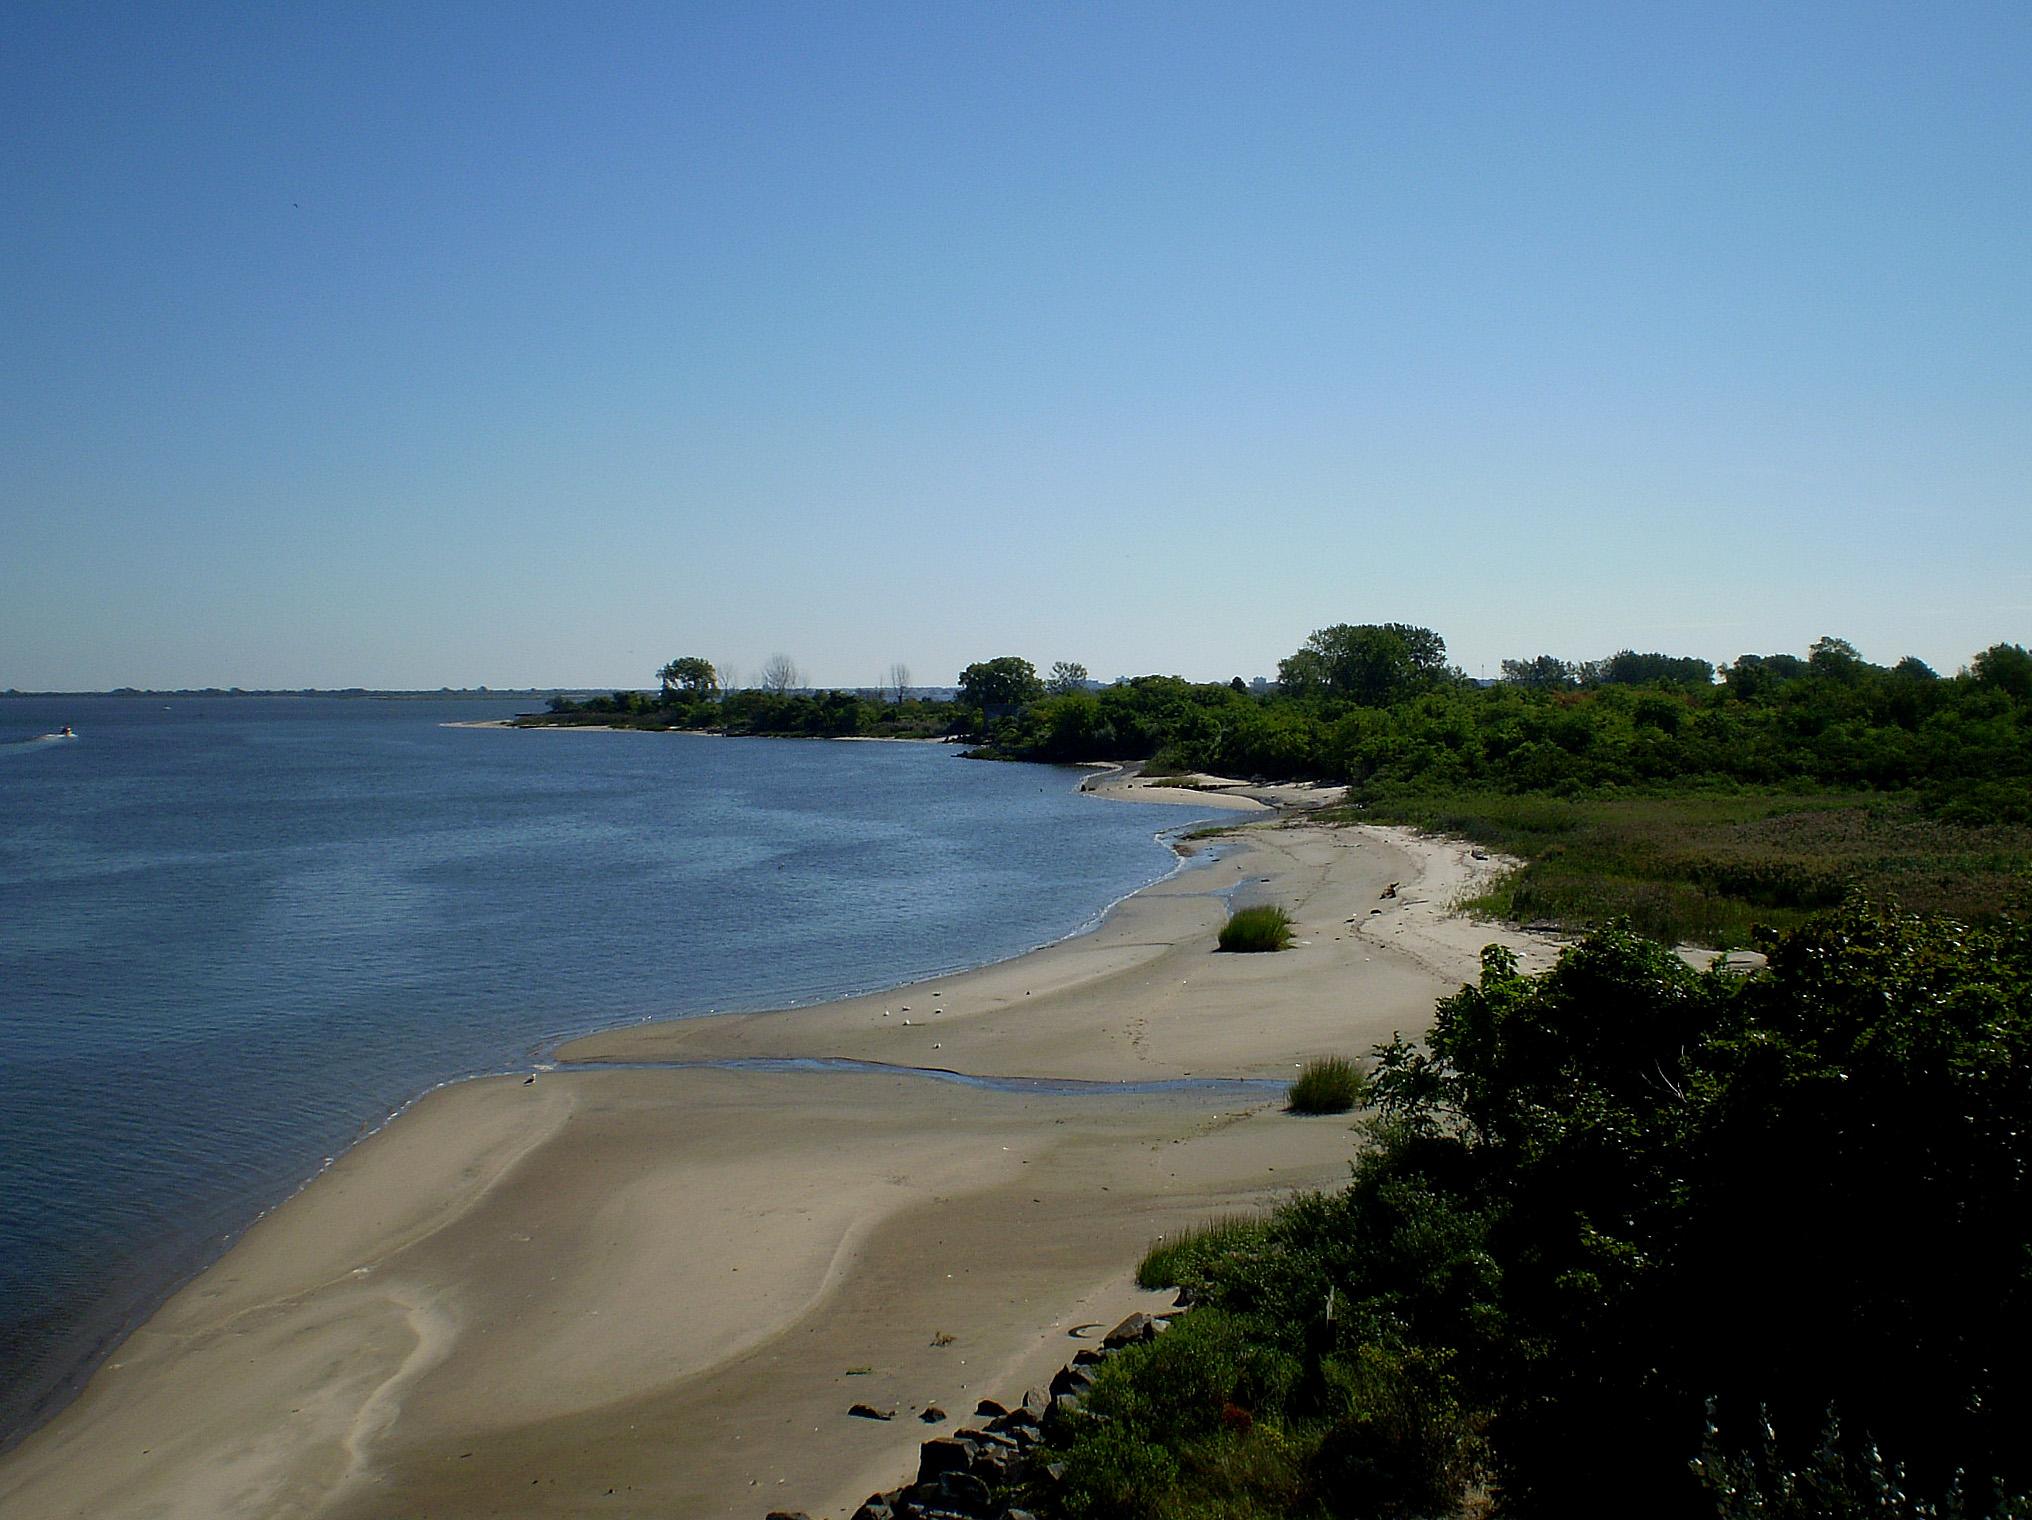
3;2;2026;690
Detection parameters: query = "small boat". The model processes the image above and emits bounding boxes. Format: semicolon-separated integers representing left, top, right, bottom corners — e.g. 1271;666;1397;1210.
54;726;76;739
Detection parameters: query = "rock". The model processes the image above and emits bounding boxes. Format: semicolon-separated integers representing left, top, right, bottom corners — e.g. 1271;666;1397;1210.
1001;1511;1040;1520
1053;1392;1081;1414
1048;1365;1093;1399
765;1512;814;1520
920;1405;946;1423
973;1398;1009;1418
939;1471;993;1510
917;1438;974;1484
1021;1387;1050;1416
1102;1312;1155;1348
849;1497;895;1520
1070;1348;1106;1366
850;1403;897;1420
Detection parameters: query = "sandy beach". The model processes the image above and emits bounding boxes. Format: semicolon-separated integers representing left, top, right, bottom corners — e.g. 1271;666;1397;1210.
0;784;1547;1520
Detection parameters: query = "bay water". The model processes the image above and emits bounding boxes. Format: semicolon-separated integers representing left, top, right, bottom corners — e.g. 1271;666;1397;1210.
0;697;1218;1444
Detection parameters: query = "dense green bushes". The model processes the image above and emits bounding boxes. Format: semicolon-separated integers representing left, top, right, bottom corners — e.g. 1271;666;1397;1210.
1047;901;2032;1518
981;641;2032;826
537;689;957;739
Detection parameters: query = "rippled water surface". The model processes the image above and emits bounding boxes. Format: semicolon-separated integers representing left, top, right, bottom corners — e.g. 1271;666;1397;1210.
0;696;1217;1442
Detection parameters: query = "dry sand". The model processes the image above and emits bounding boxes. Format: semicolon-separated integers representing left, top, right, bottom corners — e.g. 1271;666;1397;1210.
0;792;1547;1520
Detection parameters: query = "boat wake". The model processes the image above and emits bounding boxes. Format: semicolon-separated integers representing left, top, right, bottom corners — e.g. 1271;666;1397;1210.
0;732;78;755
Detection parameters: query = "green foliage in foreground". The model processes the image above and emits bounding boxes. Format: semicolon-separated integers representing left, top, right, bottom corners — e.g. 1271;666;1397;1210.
1219;905;1295;953
1357;790;2032;947
1287;1057;1367;1115
1042;901;2032;1519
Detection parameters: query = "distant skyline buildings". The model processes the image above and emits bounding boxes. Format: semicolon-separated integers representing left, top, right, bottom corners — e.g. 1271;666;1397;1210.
3;3;2025;691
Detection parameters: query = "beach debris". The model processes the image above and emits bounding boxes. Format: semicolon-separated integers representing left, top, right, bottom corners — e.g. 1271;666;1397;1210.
930;1330;955;1347
845;1365;873;1375
848;1403;896;1420
1380;881;1399;898
919;1405;946;1423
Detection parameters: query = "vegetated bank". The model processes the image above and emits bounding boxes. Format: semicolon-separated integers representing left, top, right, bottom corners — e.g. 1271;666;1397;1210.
975;627;2032;946
1020;900;2032;1519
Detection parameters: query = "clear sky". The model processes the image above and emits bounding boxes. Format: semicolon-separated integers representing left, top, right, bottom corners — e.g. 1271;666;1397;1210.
4;2;2026;691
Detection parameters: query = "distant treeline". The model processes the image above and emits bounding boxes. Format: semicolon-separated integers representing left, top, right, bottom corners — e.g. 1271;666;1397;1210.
535;687;960;740
982;630;2032;825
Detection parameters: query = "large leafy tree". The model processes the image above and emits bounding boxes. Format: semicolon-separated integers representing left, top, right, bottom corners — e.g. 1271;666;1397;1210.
958;656;1044;709
655;656;717;698
1278;623;1453;705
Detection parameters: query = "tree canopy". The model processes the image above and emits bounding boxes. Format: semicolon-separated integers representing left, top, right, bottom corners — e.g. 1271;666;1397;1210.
959;656;1044;709
1277;623;1453;705
655;656;717;696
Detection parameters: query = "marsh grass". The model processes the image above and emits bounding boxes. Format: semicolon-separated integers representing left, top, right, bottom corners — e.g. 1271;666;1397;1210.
1348;790;2032;947
1218;904;1293;952
1287;1056;1367;1114
1138;1216;1270;1290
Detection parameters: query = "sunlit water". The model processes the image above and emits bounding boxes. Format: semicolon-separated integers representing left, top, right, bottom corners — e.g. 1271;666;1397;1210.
0;696;1220;1444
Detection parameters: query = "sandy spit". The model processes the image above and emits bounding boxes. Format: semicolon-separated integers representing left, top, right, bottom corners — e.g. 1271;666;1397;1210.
0;806;1548;1520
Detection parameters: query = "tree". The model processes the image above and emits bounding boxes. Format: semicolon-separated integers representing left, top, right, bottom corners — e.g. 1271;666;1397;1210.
655;656;717;698
887;662;912;704
1582;651;1715;686
1808;635;1865;681
1047;660;1090;696
1970;642;2032;700
1501;655;1577;690
1277;623;1452;704
957;656;1043;710
758;654;802;694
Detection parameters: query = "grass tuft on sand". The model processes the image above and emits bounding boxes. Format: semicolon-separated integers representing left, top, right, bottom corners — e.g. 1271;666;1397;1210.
1218;905;1293;952
1287;1056;1367;1114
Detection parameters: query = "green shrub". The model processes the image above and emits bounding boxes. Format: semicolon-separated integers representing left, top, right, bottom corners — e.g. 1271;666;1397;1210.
1287;1057;1367;1114
1218;905;1293;952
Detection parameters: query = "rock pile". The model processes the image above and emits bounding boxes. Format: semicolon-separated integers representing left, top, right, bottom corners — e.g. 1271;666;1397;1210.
767;1311;1171;1520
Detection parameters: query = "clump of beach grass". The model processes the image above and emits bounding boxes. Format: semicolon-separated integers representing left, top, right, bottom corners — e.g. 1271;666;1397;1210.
1137;1215;1270;1290
1218;904;1293;952
1287;1056;1368;1115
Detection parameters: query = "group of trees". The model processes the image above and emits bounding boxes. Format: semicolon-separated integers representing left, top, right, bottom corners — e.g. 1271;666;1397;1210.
977;626;2032;825
1500;649;1717;689
1043;900;2032;1518
550;628;2032;826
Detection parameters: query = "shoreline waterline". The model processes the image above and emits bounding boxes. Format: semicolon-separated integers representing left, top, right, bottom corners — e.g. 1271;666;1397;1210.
0;804;1552;1520
0;715;1234;1460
